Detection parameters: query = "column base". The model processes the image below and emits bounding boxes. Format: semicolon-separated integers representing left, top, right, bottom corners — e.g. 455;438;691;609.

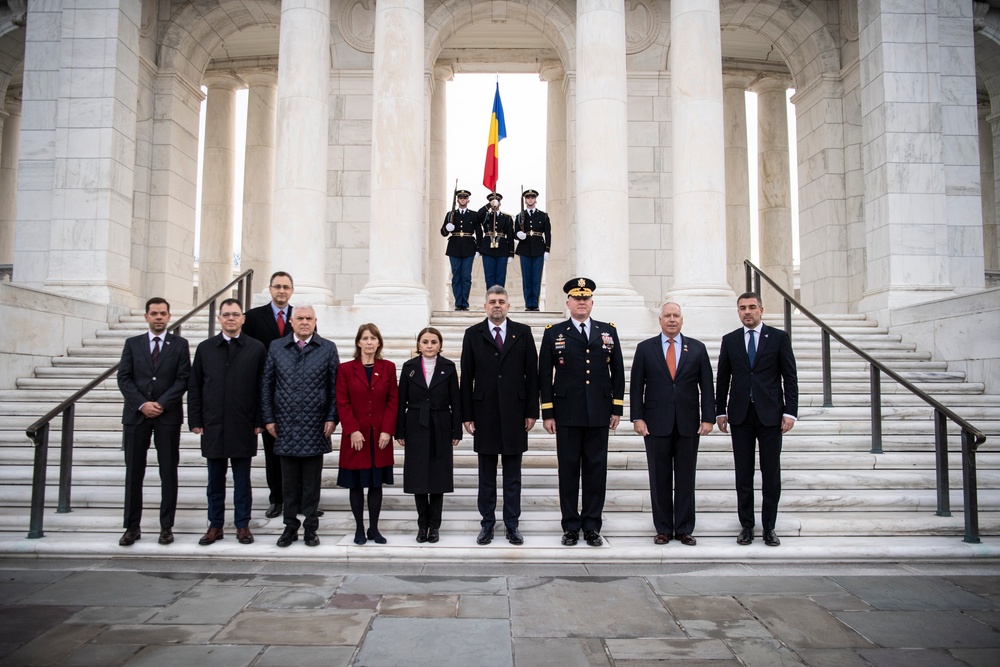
346;282;432;336
286;281;335;306
664;284;739;338
859;284;956;326
589;288;656;332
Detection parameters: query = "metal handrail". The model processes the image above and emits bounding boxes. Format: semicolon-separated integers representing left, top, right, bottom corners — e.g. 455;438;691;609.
23;270;255;538
744;260;987;543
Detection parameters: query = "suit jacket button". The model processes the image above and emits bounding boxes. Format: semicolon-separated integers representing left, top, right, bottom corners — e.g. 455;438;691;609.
151;376;156;381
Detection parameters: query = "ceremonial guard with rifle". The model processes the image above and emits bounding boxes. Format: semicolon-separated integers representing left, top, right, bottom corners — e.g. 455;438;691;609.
440;188;481;311
514;188;551;311
477;192;516;290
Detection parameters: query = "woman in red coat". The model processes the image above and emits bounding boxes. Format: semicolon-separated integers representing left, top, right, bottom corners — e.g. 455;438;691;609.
336;323;397;544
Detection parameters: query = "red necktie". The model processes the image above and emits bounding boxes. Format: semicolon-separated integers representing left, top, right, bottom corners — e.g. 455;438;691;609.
276;310;286;336
666;338;676;380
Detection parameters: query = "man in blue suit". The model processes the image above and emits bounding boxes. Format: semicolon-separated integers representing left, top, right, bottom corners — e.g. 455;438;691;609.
716;292;798;547
630;302;714;546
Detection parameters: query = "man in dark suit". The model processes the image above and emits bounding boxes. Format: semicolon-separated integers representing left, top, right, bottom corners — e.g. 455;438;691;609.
116;297;191;547
716;292;799;547
460;285;539;545
440;189;481;311
188;298;267;546
242;270;295;518
514;188;551;311
477;193;515;289
539;278;625;547
630;302;714;546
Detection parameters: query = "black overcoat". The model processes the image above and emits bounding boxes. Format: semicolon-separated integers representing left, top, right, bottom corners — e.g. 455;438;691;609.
397;355;462;494
188;333;266;459
460;319;539;455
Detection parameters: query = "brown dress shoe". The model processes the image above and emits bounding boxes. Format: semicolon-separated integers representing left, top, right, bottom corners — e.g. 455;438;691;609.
198;527;224;546
236;527;254;544
654;533;671;545
677;534;697;546
158;529;174;545
119;528;141;546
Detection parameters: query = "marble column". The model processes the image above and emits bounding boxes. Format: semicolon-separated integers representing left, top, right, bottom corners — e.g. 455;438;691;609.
667;0;734;330
575;0;644;325
723;73;752;294
240;69;277;289
355;0;429;324
198;74;241;299
542;63;568;312
984;108;1000;275
751;75;794;308
428;65;451;311
272;0;332;303
0;93;20;266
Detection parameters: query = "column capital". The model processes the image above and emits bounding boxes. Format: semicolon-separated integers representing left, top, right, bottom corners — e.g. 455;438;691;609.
432;64;454;82
539;62;565;83
722;72;754;91
748;73;792;95
240;69;278;88
201;72;245;91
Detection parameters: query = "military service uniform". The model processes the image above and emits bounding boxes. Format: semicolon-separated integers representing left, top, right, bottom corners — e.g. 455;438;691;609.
514;189;551;311
440;189;481;310
477;193;515;289
538;278;625;543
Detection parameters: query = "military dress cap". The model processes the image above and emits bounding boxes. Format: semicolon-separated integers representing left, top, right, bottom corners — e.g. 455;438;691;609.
487;192;503;201
522;189;539;198
456;189;471;198
564;277;596;297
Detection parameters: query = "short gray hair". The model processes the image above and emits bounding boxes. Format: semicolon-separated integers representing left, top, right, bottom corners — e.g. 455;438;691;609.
486;285;508;300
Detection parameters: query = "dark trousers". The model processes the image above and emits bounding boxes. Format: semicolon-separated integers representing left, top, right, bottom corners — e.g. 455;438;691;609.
555;425;609;533
449;255;474;308
414;493;444;529
477;453;522;530
261;430;283;505
123;420;180;530
280;454;324;531
644;427;699;537
519;255;544;309
482;254;508;289
206;457;252;529
731;403;782;530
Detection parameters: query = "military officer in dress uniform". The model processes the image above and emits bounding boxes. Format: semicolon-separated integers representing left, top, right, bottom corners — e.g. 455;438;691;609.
441;189;482;311
477;192;515;290
539;278;625;547
514;189;551;311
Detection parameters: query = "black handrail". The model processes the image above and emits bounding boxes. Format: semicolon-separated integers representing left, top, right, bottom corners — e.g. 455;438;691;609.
23;270;255;538
744;260;987;543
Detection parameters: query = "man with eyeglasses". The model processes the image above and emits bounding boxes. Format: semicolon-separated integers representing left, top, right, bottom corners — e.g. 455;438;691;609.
188;299;267;546
243;271;296;518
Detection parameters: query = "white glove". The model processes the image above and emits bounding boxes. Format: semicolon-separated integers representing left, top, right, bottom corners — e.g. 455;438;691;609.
508;257;514;264
516;231;527;240
475;252;481;259
445;222;455;232
544;252;550;261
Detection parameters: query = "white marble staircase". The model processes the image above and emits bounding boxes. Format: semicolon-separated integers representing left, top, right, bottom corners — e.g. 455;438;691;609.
0;307;998;561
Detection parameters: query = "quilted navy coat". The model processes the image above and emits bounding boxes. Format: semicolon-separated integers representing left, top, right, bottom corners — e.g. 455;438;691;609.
261;334;340;457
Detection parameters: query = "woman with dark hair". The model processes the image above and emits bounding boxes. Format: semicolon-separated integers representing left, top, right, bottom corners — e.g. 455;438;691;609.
336;323;397;544
396;327;462;542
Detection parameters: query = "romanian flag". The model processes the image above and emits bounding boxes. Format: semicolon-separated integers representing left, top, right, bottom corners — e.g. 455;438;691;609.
482;83;507;192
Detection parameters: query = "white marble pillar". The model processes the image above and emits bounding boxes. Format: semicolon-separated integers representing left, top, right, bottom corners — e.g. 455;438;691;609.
575;0;644;325
240;69;277;288
984;108;1000;274
354;0;429;325
667;0;735;329
752;75;794;308
428;65;451;312
542;63;568;312
272;0;332;303
0;93;20;266
723;73;752;294
198;74;241;299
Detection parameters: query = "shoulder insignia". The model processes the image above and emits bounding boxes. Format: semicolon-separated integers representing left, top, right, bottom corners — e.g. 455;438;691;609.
609;322;616;328
545;324;552;329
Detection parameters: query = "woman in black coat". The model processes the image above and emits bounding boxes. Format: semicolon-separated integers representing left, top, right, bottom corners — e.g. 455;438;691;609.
396;327;462;543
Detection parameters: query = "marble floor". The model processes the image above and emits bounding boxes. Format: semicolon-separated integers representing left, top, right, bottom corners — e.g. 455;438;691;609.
0;558;998;666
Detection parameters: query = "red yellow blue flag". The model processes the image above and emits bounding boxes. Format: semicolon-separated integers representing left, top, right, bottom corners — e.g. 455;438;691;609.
482;83;507;192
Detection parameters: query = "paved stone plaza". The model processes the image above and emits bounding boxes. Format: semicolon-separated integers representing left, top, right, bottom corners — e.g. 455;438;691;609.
0;558;998;666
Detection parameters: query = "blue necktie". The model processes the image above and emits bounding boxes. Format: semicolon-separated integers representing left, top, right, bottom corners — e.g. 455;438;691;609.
747;330;756;367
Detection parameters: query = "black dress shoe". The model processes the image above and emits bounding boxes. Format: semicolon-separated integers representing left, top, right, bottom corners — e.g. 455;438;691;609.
367;527;387;545
678;534;697;546
416;527;428;543
277;528;298;547
118;528;141;546
315;510;325;517
427;528;440;543
354;528;367;545
476;526;494;545
584;530;603;547
265;503;283;519
763;529;780;547
505;527;524;545
737;527;754;545
304;530;320;547
561;531;579;546
157;529;174;545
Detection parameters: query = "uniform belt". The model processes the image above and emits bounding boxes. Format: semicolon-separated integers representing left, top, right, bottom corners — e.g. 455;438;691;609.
485;233;507;239
527;231;544;237
451;232;475;237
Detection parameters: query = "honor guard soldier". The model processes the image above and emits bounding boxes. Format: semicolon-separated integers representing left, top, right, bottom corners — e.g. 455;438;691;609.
477;192;516;290
514;189;552;311
441;189;482;311
539;278;625;547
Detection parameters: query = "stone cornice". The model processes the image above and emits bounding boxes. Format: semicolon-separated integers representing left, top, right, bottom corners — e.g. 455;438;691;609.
206;57;279;75
790;73;844;108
